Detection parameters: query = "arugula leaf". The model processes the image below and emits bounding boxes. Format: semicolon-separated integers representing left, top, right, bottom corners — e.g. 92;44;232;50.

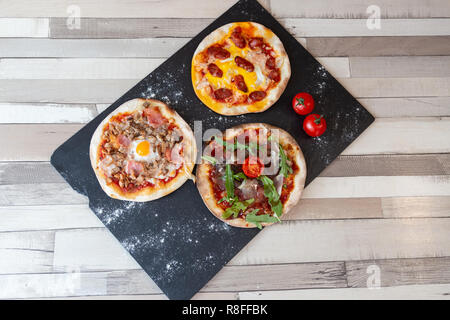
222;198;255;219
225;164;235;201
201;155;217;165
258;175;283;218
245;209;279;229
214;136;235;151
233;172;247;181
279;144;293;178
215;136;257;155
217;197;227;204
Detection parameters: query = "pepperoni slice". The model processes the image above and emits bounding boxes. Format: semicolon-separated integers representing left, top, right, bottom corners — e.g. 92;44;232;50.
249;91;267;102
268;69;281;82
207;63;223;78
207;45;231;60
232;74;248;92
235;56;254;72
230;27;246;48
214;88;233;101
248;37;264;50
266;57;276;70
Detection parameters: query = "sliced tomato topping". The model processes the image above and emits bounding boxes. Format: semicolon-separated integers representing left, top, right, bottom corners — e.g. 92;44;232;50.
242;156;264;178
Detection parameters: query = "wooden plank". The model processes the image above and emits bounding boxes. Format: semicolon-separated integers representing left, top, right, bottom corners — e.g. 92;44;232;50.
346;257;450;288
203;262;346;292
292;196;450;220
53;228;141;272
238;283;450;300
0;38;189;58
48;18;450;38
0;205;103;232
40;292;235;300
271;0;450;18
0;0;243;18
0;230;54;274
0;124;83;161
350;56;450;78
49;218;450;270
358;97;450;118
283;19;450;37
1;78;449;104
0;58;164;80
0;162;64;185
0;18;48;37
342;118;450;155
381;197;450;218
306;36;450;57
0;183;87;206
50;18;213;39
322;154;450;177
303;176;450;199
340;77;450;98
0;103;97;123
231;218;450;266
0;79;137;103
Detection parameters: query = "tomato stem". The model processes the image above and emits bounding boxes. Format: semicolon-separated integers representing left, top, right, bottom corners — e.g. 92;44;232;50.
314;115;323;125
296;97;304;106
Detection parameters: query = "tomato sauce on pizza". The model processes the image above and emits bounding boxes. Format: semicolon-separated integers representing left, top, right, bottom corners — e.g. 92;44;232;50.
192;22;291;116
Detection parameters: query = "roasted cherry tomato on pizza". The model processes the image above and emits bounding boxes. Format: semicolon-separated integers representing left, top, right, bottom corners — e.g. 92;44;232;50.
292;92;314;115
303;114;326;137
242;156;264;178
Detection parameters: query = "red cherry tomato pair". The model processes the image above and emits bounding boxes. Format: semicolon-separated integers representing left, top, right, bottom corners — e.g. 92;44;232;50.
292;92;327;137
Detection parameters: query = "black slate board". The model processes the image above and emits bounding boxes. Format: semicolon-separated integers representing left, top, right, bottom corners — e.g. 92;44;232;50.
51;0;374;300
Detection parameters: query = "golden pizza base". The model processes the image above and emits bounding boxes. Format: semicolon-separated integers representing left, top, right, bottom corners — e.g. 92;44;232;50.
191;22;291;116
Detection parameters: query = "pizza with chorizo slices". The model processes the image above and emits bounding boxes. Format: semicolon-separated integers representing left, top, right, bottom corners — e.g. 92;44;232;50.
90;98;197;201
192;22;291;116
196;123;306;228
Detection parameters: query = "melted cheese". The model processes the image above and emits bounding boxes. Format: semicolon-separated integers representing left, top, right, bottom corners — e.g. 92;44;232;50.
192;22;278;114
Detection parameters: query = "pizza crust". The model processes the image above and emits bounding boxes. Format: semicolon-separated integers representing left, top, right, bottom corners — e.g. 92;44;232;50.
90;98;197;202
192;22;291;116
196;123;306;228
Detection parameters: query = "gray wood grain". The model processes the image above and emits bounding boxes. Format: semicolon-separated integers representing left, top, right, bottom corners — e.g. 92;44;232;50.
0;230;54;274
350;56;450;78
49;18;450;39
322;154;450;177
50;18;213;39
346;257;450;288
239;283;450;300
0;183;87;206
271;0;450;18
0;79;137;103
0;38;189;58
359;97;450;118
306;36;450;57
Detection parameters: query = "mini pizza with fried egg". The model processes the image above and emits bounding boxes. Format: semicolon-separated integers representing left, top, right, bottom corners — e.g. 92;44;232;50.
191;22;291;116
90;98;197;201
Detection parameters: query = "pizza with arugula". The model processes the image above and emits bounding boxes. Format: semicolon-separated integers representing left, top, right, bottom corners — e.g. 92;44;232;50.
196;123;306;228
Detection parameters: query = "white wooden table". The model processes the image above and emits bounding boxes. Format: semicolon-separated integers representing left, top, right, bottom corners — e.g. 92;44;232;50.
1;0;450;300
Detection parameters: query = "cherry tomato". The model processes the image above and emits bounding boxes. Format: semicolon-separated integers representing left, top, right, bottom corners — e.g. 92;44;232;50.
303;114;326;137
242;156;264;178
292;92;314;115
